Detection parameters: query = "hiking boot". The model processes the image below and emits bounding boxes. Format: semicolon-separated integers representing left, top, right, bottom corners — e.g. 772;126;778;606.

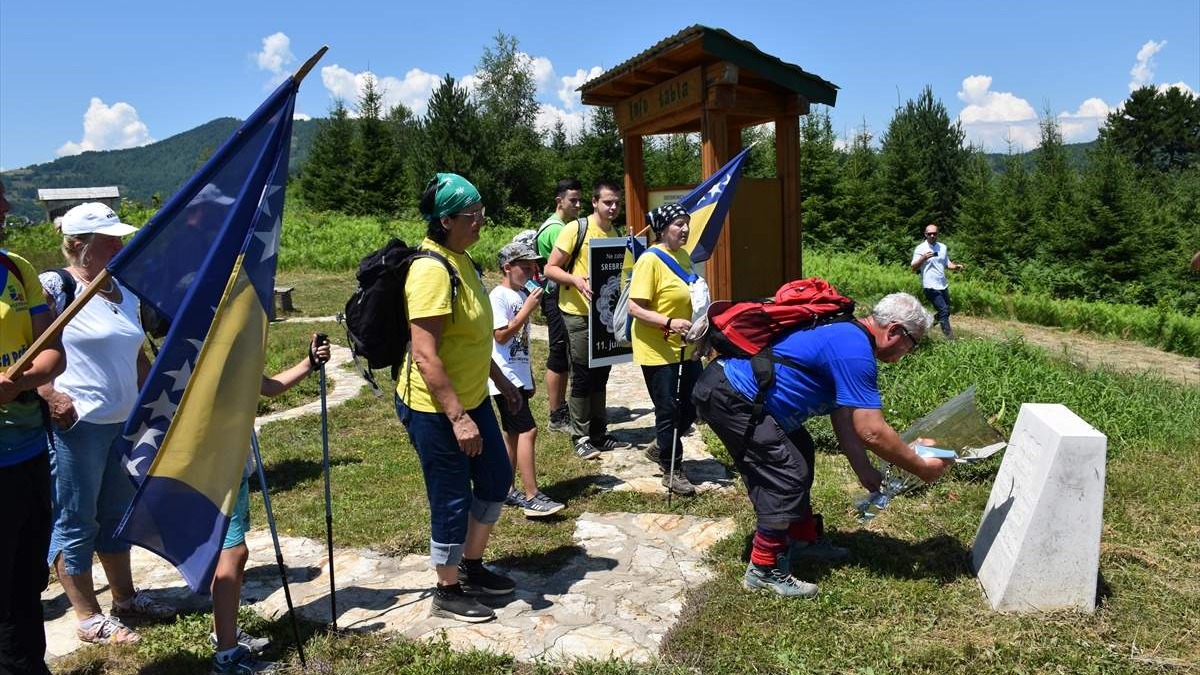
574;437;601;460
661;468;697;496
513;491;565;518
591;435;631;451
789;538;851;564
210;645;276;674
77;614;140;644
548;405;571;433
210;628;271;655
742;559;819;599
643;442;661;466
457;560;516;596
431;583;495;622
111;589;175;620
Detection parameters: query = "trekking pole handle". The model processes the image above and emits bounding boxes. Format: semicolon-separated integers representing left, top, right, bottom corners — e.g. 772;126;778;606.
310;333;331;370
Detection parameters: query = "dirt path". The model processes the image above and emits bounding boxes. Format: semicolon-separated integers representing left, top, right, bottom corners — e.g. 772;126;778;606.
955;315;1200;387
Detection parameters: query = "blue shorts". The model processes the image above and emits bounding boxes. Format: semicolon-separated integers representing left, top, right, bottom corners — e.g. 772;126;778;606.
222;476;251;550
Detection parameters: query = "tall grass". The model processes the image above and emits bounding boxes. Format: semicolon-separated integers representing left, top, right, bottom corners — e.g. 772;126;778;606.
807;249;1200;357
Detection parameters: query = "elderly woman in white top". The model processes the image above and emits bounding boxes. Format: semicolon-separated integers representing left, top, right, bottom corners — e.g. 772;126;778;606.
37;203;174;645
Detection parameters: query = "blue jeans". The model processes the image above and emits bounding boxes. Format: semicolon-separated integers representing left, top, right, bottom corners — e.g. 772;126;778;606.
923;287;953;338
641;360;702;470
48;421;135;575
395;397;511;566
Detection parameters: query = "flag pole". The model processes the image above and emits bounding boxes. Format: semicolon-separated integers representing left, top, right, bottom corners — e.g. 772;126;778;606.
251;432;307;667
5;268;112;378
292;46;329;86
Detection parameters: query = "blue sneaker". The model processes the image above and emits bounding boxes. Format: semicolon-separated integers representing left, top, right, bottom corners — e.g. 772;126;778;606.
513;491;565;518
209;628;270;654
210;645;276;674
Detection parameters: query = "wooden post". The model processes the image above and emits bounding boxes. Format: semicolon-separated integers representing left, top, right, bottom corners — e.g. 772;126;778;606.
775;114;801;279
701;107;731;300
623;133;646;235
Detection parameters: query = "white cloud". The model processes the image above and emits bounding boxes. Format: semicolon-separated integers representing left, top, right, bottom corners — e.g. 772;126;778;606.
557;66;604;110
293;112;312;121
256;32;295;86
956;75;1040;151
320;64;444;117
56;98;153;156
535;103;587;139
1158;81;1196;96
1056;97;1112;143
1129;39;1166;91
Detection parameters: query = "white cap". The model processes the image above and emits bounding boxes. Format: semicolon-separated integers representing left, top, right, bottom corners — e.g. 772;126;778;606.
60;202;139;236
190;183;235;206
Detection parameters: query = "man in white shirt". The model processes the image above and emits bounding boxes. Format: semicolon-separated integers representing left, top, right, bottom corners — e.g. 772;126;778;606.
910;224;964;339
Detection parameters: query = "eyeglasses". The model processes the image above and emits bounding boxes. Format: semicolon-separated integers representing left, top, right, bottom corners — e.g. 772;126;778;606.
924;231;938;237
898;326;919;351
454;207;486;222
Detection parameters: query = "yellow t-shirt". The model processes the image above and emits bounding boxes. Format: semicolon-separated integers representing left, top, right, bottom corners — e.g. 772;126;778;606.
629;245;696;365
397;239;493;413
0;251;50;459
553;216;618;316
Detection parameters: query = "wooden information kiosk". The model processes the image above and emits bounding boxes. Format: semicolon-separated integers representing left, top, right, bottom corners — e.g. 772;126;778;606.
579;25;838;300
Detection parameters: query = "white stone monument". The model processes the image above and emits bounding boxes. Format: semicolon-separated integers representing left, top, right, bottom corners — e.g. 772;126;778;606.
971;403;1107;612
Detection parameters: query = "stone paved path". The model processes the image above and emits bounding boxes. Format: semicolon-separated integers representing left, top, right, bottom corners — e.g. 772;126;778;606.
42;320;739;664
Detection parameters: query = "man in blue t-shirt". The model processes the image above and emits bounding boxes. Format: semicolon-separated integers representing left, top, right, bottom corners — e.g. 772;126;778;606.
693;292;953;599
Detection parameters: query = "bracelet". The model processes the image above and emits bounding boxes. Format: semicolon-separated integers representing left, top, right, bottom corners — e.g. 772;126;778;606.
665;318;674;331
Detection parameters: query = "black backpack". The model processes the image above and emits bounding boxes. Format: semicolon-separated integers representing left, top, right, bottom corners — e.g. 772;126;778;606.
342;239;478;388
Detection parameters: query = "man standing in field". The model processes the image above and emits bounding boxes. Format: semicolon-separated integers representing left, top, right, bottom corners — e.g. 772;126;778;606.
911;223;964;339
544;180;631;460
534;179;582;433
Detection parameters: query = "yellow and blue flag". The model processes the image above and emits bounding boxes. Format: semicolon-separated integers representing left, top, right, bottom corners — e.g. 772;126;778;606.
679;145;752;263
110;80;295;593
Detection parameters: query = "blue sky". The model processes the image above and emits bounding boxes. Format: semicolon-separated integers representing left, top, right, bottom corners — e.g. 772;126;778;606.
1;0;1196;171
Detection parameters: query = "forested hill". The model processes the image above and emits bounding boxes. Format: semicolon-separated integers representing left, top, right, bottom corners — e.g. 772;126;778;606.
2;111;1095;222
1;117;319;221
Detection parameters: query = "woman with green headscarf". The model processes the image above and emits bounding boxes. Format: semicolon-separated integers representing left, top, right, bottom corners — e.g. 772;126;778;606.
396;173;523;623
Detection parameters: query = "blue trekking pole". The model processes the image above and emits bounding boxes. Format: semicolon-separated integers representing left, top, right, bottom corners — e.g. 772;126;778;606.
250;432;306;667
314;333;337;631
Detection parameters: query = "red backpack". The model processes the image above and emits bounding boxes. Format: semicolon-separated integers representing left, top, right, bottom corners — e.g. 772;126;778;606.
700;277;860;419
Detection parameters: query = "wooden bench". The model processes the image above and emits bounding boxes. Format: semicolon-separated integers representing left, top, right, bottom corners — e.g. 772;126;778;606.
273;286;295;318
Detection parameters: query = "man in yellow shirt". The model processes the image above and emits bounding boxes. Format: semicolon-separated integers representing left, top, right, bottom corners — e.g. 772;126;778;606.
543;180;632;460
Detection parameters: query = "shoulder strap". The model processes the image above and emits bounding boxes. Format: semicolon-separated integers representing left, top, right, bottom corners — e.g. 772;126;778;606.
565;217;588;273
648;247;698;284
0;251;24;287
50;269;77;306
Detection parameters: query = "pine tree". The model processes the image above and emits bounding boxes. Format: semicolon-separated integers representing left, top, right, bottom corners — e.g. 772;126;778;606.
352;74;400;216
299;99;355;212
797;108;840;247
644;134;700;187
1100;85;1200;173
416;75;487;199
829;124;882;253
567;106;623;198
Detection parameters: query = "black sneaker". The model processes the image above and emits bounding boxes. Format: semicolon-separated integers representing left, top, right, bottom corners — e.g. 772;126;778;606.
574;437;601;460
457;560;516;596
592;435;631;451
431;583;495;622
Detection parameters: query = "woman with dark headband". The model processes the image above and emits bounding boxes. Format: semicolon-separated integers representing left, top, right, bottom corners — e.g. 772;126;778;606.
627;202;703;496
396;173;522;623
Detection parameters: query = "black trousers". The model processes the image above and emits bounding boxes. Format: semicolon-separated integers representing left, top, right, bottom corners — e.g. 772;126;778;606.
0;451;52;675
692;362;815;524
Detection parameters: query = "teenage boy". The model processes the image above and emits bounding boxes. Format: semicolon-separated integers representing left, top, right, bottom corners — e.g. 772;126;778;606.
543;180;632;460
534;179;582;433
490;242;565;517
210;335;331;675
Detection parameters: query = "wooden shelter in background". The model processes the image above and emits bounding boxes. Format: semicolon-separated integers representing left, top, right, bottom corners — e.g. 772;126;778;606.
37;186;121;223
579;25;838;300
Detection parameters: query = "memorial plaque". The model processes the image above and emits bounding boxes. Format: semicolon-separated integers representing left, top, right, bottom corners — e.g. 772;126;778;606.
971;403;1107;612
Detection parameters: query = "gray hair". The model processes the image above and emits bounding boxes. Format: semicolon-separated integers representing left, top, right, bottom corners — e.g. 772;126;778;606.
871;292;933;337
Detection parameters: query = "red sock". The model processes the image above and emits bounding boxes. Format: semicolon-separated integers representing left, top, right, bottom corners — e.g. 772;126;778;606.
789;516;817;543
750;527;788;567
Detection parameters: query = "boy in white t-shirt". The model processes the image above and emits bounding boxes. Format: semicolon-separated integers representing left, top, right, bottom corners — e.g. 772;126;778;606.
490;242;565;518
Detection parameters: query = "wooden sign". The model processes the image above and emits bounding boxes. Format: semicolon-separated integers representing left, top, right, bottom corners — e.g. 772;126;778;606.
615;67;703;131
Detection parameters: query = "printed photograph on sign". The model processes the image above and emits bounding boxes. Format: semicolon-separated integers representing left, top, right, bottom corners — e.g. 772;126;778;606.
588;237;633;367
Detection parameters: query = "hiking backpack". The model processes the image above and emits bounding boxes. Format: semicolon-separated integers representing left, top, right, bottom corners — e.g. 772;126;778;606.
691;277;858;418
341;239;476;387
